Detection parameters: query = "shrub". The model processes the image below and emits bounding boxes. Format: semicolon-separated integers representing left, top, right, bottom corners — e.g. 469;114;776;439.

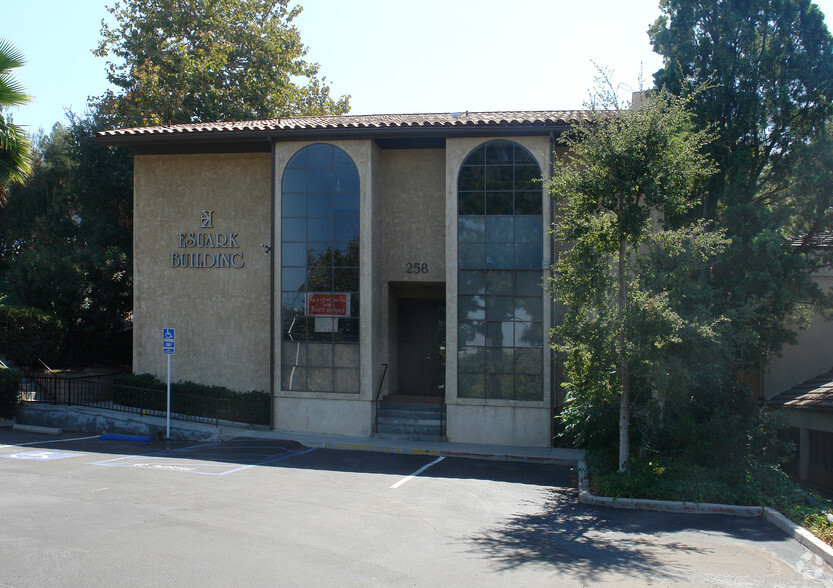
113;373;269;425
0;369;23;417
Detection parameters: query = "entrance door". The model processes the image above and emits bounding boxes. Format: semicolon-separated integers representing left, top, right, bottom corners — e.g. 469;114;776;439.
396;298;445;397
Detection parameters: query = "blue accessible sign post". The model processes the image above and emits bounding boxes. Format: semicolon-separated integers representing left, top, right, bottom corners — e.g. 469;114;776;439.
163;328;175;438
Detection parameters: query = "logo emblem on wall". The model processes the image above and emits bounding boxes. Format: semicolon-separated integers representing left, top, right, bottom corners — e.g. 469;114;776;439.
200;209;214;228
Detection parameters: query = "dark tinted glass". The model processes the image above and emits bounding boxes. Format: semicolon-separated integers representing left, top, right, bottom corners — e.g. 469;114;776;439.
282;218;305;242
459;166;485;191
459;192;485;215
282;242;307;266
485;166;513;191
282;168;306;193
514;192;542;215
307;144;333;167
514;217;542;243
334;168;359;192
283;193;306;217
485;192;513;215
308;194;332;217
458;217;485;243
514;165;540;191
485;216;513;243
334;192;359;216
485;142;513;163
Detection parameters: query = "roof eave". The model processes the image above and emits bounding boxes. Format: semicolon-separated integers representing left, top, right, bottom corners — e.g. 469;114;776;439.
95;121;574;148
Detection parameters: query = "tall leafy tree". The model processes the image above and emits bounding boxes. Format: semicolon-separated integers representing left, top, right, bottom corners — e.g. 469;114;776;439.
649;0;833;364
548;87;716;471
93;0;350;126
0;39;31;204
0;120;133;366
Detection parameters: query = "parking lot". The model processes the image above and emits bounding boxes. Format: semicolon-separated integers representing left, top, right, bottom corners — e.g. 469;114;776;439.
0;428;830;587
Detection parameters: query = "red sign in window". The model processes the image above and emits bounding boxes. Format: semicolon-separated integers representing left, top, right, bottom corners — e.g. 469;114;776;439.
306;293;350;317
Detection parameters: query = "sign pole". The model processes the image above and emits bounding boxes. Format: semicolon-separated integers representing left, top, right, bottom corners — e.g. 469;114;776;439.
166;353;171;439
162;328;175;440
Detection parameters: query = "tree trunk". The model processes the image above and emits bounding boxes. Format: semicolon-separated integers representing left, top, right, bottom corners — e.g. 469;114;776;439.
617;197;630;473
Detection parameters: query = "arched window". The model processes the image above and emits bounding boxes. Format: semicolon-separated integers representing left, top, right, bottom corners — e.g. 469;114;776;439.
281;144;360;393
457;140;543;400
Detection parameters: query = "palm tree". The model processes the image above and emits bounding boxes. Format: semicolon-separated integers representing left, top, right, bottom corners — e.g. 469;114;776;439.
0;38;31;204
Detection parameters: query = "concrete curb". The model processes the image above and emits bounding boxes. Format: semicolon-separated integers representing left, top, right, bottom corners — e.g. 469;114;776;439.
763;506;833;569
13;423;63;435
0;417;15;428
576;458;833;568
318;441;581;465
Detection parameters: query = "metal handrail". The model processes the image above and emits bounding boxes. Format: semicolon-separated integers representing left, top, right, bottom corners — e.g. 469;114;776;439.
373;363;388;434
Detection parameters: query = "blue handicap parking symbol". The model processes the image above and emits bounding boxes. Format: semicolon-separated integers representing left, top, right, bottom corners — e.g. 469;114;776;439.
0;451;83;461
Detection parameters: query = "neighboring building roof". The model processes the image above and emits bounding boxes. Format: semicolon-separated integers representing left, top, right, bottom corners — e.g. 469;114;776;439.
96;110;590;147
768;368;833;412
792;231;833;249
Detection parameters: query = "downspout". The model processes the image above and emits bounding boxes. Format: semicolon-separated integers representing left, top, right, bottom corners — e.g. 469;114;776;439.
549;131;557;447
269;137;276;430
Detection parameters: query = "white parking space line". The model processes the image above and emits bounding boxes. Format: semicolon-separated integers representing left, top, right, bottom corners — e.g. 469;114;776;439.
0;435;100;450
90;445;317;476
390;456;445;488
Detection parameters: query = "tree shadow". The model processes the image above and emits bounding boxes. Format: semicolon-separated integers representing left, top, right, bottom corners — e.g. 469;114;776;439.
465;485;787;584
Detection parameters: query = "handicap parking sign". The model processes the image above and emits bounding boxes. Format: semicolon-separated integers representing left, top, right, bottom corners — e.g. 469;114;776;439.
163;328;175;355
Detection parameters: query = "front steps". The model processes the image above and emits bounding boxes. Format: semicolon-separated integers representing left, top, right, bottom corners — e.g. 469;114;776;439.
375;399;446;442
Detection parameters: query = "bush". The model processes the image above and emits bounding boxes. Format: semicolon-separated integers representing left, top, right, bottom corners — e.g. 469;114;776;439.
585;448;802;507
0;369;23;417
113;373;269;425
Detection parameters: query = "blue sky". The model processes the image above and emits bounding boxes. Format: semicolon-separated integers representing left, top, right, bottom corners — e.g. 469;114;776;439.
6;0;833;133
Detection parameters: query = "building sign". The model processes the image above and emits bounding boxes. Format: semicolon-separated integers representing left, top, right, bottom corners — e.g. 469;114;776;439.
306;293;350;317
170;210;246;269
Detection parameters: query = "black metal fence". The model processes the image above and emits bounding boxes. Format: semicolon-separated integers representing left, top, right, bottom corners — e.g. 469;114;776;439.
19;371;268;427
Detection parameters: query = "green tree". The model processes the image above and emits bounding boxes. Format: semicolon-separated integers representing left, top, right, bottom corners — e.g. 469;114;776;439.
93;0;350;126
0;120;133;366
548;87;716;472
0;39;31;204
649;0;833;363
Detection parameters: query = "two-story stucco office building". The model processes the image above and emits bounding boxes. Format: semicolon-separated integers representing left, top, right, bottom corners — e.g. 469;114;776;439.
98;111;589;447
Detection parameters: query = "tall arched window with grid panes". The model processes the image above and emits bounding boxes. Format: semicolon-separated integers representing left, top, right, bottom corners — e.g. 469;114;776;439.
280;144;360;393
457;140;544;400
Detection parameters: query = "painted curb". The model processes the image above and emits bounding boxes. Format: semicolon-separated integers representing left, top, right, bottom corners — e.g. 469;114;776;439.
100;433;152;443
13;423;63;435
763;506;833;569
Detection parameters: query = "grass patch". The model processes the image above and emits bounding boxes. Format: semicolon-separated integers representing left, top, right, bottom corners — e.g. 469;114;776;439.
586;450;833;545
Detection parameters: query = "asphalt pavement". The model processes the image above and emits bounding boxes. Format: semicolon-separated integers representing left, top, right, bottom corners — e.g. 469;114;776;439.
0;428;831;586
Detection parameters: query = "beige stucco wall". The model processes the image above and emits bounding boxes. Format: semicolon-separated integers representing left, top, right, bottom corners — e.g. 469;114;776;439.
764;272;833;397
133;153;272;392
376;148;447;397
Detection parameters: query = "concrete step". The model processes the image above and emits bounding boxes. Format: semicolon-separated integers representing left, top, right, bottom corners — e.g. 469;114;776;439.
377;408;443;419
379;401;444;414
377;415;442;427
374;432;446;442
377;422;444;436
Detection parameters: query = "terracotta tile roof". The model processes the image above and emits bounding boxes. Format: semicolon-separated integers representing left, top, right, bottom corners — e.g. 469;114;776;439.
96;110;589;140
792;231;833;249
768;368;833;411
